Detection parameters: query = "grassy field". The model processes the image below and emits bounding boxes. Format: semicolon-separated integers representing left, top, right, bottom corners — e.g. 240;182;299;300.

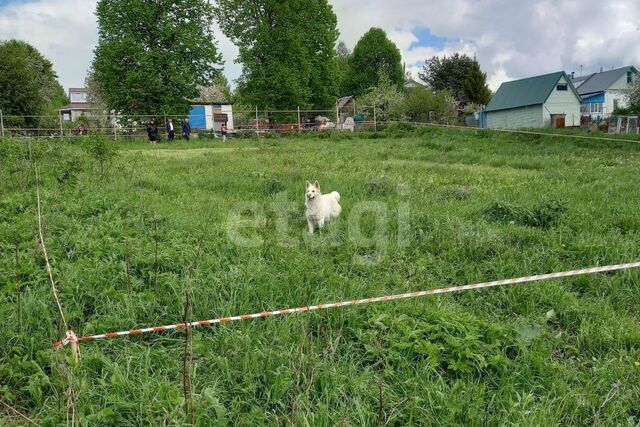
1;127;640;426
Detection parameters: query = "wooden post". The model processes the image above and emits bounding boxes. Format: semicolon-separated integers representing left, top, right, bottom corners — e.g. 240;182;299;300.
0;109;4;138
373;105;377;132
253;105;258;134
58;113;63;138
336;102;339;129
297;106;301;131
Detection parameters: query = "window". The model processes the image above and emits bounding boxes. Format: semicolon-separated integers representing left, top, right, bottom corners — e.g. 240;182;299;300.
613;99;620;111
70;92;87;103
581;103;603;114
556;83;568;91
628;71;633;84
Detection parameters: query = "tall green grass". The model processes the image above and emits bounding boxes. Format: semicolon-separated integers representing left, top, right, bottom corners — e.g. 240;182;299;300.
1;129;639;425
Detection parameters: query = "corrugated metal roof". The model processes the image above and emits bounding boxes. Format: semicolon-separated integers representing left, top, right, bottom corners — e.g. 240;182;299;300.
573;66;637;96
485;71;578;112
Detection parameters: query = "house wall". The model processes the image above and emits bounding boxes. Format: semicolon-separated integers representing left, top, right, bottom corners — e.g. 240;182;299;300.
542;75;581;127
221;104;234;130
486;105;543;129
603;70;637;116
189;104;233;130
189;105;207;129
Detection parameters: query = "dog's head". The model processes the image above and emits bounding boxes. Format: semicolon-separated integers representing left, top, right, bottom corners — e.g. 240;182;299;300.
305;181;321;200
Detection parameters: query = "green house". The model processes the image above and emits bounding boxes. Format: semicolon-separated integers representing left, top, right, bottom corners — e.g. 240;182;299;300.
485;71;582;129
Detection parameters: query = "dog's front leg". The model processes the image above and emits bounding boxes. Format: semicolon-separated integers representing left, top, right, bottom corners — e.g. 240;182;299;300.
308;221;315;234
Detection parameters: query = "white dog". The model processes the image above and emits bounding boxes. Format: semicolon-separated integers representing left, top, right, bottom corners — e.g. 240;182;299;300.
305;181;341;233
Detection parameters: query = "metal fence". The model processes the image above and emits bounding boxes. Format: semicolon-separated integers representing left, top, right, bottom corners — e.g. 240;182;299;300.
579;114;640;134
0;104;408;139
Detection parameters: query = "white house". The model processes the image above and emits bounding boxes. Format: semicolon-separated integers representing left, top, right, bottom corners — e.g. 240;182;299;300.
571;66;638;119
59;88;99;121
484;71;582;129
188;103;234;131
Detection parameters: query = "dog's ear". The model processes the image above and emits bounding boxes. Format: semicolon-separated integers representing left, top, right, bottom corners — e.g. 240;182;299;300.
314;181;320;190
305;181;312;189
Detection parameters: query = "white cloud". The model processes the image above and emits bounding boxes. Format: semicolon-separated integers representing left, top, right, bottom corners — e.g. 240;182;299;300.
329;0;640;89
1;0;640;92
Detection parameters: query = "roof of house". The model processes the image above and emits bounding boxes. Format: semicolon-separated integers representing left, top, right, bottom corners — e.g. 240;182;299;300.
485;71;579;112
404;79;424;88
337;96;354;110
570;75;591;87
59;103;99;111
571;66;638;96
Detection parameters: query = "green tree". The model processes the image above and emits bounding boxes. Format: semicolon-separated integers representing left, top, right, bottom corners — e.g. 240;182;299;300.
624;77;640;113
92;0;222;117
344;28;404;97
215;0;338;110
358;72;406;122
462;62;492;105
0;40;68;126
404;86;457;123
336;41;351;96
419;53;491;104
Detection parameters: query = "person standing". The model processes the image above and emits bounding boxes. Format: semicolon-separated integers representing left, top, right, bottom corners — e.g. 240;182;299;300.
182;118;191;141
146;120;158;144
221;122;227;142
166;118;175;141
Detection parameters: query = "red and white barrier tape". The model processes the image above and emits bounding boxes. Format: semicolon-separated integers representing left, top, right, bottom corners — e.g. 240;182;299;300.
53;262;640;347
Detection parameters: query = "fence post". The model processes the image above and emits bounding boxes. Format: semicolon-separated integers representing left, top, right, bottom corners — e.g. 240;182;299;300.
255;105;259;133
373;105;377;132
58;112;63;138
336;102;339;129
297;106;301;131
0;109;4;139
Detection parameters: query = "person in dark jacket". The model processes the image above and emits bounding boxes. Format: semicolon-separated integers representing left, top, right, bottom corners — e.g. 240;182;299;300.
182;118;191;141
146;120;158;144
220;122;227;141
166;118;175;141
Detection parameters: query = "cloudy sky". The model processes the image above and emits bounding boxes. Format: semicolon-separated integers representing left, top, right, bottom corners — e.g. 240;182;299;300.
1;0;639;91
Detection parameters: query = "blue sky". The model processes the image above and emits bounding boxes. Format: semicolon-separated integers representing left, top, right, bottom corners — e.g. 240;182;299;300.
1;0;639;91
409;27;448;51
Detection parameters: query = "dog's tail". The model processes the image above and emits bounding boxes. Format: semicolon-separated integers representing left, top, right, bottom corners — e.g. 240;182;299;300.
331;191;340;202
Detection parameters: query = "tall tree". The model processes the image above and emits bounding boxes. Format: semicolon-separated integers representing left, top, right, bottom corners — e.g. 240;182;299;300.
92;0;222;116
0;40;68;125
343;28;403;97
215;0;339;110
462;61;492;105
625;77;640;113
419;53;491;104
336;41;351;96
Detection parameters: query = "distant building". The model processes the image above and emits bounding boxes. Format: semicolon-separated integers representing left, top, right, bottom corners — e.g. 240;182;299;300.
189;103;234;131
570;66;638;119
59;88;99;121
484;71;581;129
336;95;356;123
404;79;424;89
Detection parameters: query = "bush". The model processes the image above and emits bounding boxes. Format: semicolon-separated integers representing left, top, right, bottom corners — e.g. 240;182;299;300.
83;135;119;178
404;86;458;123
